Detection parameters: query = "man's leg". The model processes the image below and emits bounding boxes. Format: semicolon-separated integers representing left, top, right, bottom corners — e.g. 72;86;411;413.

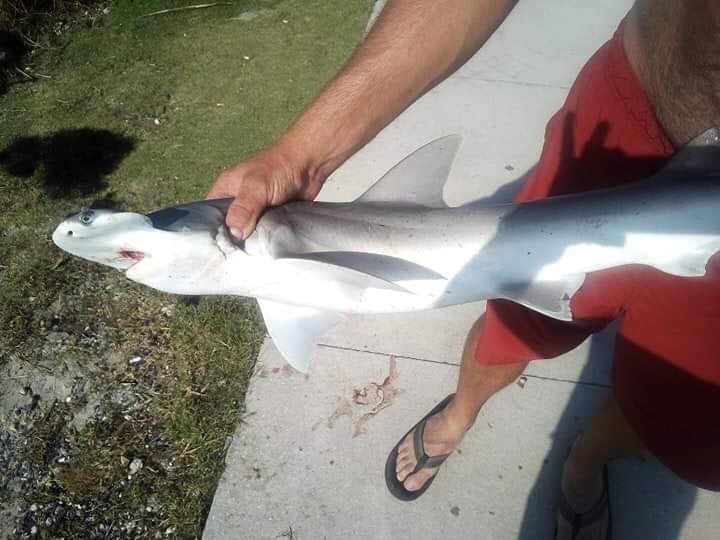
556;391;646;539
395;316;527;491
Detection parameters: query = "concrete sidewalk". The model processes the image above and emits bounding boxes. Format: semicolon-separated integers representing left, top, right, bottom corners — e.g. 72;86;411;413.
204;2;718;538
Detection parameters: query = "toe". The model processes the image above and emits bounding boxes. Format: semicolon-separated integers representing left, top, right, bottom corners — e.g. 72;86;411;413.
395;434;415;472
396;461;415;482
395;453;412;472
404;468;436;492
403;475;419;491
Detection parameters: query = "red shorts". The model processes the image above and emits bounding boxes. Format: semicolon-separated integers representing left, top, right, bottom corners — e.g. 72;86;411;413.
475;21;720;490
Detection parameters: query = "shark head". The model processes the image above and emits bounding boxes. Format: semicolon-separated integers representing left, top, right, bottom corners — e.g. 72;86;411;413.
52;208;154;270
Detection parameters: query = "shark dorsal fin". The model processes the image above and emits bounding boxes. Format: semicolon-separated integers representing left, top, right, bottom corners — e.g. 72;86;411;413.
663;127;720;174
355;135;462;207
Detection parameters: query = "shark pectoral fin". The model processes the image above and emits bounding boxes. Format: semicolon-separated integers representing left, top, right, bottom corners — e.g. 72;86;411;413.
277;257;410;293
295;252;444;282
355;135;462;208
257;299;343;372
499;275;586;321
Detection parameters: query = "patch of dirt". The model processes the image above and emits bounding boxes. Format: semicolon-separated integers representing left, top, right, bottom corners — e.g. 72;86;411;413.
0;277;172;539
0;263;262;538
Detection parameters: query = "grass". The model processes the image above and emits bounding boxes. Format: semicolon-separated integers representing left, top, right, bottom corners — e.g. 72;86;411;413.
0;0;371;537
0;1;101;35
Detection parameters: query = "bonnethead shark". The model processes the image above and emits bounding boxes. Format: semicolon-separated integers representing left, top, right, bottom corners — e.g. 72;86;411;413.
53;128;720;372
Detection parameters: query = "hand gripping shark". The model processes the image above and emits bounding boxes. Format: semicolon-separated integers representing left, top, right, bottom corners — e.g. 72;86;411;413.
53;128;720;372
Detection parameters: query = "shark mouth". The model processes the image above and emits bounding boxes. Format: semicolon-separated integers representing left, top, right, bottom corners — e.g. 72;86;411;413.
119;249;145;263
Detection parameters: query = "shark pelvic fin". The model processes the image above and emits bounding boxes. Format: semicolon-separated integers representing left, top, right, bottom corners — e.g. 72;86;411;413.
662;127;720;175
498;275;586;321
257;299;343;372
355;135;462;207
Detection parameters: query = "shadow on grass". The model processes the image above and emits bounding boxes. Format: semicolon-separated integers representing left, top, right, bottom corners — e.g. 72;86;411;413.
0;128;135;198
0;31;29;95
88;191;126;209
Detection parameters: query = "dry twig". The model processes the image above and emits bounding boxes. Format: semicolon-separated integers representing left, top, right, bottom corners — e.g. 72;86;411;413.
14;66;33;79
140;3;231;18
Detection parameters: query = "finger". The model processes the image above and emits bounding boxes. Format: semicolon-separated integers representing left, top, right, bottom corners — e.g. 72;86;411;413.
206;168;239;199
206;181;232;200
206;190;231;200
225;197;262;240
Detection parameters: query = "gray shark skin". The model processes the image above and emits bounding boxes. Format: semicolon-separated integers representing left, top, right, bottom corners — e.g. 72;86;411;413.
53;128;720;371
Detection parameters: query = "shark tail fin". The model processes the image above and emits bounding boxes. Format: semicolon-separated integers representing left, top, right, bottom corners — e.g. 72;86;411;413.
355;135;462;208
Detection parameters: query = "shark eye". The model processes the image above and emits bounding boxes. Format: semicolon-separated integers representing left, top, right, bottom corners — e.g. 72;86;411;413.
79;210;95;226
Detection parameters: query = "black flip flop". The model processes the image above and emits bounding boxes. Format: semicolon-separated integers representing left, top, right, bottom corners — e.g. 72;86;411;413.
556;465;612;539
384;394;455;501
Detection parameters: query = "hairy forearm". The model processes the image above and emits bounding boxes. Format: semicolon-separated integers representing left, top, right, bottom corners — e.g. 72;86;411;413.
279;0;518;188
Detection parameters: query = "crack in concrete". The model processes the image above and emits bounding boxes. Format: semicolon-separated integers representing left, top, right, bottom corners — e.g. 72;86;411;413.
316;343;610;389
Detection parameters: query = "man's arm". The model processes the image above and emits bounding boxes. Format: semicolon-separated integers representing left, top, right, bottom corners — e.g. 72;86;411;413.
208;0;518;239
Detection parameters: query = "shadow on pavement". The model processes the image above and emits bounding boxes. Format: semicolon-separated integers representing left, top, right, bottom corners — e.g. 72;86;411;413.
0;128;135;198
516;328;697;539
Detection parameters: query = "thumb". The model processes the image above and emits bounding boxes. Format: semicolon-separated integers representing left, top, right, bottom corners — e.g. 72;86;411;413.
225;196;262;241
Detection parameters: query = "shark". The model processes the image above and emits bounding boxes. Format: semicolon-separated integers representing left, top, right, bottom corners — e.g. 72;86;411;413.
52;128;720;372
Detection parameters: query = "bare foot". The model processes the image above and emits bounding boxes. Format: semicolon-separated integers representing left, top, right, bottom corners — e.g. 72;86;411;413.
395;400;468;492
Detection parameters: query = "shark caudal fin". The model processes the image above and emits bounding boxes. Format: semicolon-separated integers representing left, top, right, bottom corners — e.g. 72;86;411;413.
257;299;343;373
355;135;462;207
